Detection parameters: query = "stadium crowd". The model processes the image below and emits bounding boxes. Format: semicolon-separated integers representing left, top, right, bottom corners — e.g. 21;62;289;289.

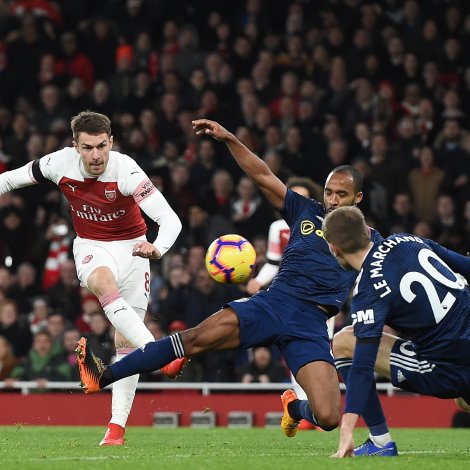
0;0;470;385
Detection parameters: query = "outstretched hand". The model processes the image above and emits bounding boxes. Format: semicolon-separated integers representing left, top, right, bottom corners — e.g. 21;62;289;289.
192;119;233;142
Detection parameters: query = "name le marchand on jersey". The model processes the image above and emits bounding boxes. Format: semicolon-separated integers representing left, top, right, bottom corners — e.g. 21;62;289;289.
352;235;425;326
37;147;156;241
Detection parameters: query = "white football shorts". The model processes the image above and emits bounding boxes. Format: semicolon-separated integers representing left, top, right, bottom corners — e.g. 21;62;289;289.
73;235;150;313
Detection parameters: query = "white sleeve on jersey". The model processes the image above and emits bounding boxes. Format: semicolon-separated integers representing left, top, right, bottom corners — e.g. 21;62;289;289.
254;262;279;286
138;190;182;257
0;161;37;196
115;155;182;256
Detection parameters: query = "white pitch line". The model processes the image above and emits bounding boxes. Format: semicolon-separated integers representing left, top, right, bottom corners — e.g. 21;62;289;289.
399;450;446;455
22;456;125;462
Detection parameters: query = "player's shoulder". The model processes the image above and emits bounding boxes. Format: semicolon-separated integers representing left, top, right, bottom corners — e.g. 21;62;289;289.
110;151;141;172
285;188;324;214
44;146;78;163
107;151;144;178
369;227;383;243
40;147;80;176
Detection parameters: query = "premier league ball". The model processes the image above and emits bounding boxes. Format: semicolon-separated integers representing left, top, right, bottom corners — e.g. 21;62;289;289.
205;234;256;284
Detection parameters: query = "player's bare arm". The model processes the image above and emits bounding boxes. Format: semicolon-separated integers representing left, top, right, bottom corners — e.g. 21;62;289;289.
192;119;287;209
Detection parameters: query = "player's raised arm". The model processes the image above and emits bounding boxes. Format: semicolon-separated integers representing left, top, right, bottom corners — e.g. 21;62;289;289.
193;119;287;209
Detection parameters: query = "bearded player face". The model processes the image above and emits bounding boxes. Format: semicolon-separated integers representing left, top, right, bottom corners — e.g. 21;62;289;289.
323;172;363;213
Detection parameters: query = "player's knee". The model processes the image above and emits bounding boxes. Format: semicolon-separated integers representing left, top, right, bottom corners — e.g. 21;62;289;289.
332;325;355;358
316;409;340;431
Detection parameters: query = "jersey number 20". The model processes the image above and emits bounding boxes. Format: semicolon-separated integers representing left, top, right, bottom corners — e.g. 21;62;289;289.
399;249;465;324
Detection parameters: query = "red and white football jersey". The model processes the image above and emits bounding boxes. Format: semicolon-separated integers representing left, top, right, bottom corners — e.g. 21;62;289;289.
39;147;156;241
266;218;291;262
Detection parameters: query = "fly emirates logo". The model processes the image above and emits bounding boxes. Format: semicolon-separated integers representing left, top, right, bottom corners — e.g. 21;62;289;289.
71;204;126;222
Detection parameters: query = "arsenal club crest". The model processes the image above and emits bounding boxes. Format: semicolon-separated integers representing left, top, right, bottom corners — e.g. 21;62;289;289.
82;254;93;264
105;187;117;201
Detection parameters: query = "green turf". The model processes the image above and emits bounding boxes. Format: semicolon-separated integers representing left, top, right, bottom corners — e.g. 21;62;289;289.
1;426;469;469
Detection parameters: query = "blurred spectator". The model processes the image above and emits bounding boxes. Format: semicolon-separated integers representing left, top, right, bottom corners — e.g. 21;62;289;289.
186;204;235;248
35;218;73;290
28;296;49;335
46;312;66;356
45;259;81;322
6;15;51;102
174;25;206;81
7;330;71;386
412;220;434;239
0;204;34;270
31;84;69;135
0;335;17;380
62;326;81;381
55;31;95;90
431;194;466;251
3;113;30;169
64;77;93;117
263;150;294;183
167;161;198;224
368;133;404;208
391;114;422;171
202;169;235;219
83;17;117;81
408;146;444;222
90;80;115;117
189;139;219;200
8;262;41;315
0;300;32;358
121;69;157;119
279;126;308;178
236;347;289;383
0;266;14;297
353;157;388;227
109;44;135;103
387;192;418;234
231;176;274;240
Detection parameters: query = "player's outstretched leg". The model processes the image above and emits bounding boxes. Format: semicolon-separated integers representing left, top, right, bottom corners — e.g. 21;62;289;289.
354;438;398;457
75;337;106;394
280;389;300;437
76;336;190;393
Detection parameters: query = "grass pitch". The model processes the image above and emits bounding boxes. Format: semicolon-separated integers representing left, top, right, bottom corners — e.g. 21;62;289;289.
1;426;469;469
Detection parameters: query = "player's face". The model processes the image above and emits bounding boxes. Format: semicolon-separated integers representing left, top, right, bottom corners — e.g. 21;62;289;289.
324;172;362;213
74;132;113;176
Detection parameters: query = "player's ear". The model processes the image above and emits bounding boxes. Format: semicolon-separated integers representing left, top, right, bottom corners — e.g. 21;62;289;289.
72;140;78;151
328;242;339;258
354;191;363;205
109;135;113;149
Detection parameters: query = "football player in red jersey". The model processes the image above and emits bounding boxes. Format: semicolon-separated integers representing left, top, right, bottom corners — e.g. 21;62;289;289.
0;111;182;446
